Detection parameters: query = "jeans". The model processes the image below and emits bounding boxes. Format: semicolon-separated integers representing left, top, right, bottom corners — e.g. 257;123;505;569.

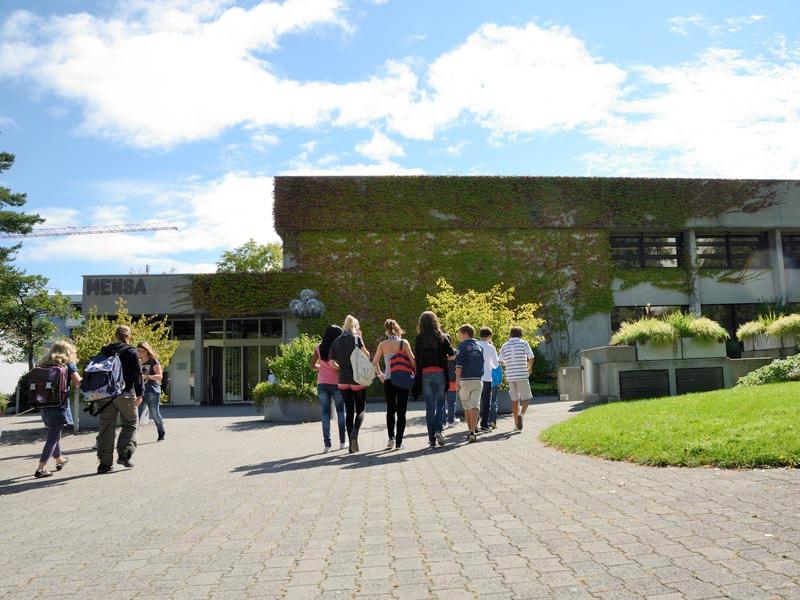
480;382;500;428
138;391;165;436
318;384;345;447
384;380;409;447
341;387;366;440
422;371;446;445
97;392;138;467
445;390;457;426
40;408;65;463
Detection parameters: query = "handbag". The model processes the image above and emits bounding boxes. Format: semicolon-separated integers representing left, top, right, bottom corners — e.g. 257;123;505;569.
350;337;375;387
388;340;415;390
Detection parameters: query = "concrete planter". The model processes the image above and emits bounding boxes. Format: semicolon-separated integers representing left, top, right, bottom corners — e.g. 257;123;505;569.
680;338;727;359
781;334;797;350
262;397;321;423
635;341;679;361
742;335;783;352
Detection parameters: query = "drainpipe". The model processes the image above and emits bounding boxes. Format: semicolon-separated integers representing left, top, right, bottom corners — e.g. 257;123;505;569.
686;228;702;314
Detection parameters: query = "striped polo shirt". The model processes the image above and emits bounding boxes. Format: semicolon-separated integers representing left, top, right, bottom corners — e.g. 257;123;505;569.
499;337;534;382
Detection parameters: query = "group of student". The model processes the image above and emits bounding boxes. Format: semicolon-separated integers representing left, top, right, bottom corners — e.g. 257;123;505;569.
310;310;535;453
33;325;166;479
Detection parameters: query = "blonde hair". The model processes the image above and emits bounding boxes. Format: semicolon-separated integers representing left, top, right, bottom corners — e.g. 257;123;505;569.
39;340;78;367
342;315;360;335
137;341;159;361
115;325;131;343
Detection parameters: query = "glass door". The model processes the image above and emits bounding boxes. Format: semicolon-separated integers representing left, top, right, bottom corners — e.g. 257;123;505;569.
224;346;243;402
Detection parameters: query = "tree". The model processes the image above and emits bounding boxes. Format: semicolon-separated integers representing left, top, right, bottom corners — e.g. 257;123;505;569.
73;297;178;369
216;240;282;273
0;268;74;369
0;150;44;265
426;278;546;350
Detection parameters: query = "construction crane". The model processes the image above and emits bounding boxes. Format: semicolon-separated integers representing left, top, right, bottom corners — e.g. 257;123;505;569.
0;222;178;239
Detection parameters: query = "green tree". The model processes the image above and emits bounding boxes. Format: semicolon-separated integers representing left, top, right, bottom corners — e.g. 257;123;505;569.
426;277;546;350
0;268;74;369
0;150;44;265
73;297;178;369
216;240;282;273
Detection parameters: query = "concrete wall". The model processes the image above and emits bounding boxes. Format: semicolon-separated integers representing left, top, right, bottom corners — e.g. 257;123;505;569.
698;270;775;304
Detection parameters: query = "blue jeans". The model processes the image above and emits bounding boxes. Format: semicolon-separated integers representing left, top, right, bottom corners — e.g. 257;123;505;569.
318;384;345;447
138;391;165;436
423;371;446;445
445;390;457;425
480;382;500;428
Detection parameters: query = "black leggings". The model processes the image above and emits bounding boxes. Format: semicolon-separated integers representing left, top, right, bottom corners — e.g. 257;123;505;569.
384;380;409;446
341;387;366;440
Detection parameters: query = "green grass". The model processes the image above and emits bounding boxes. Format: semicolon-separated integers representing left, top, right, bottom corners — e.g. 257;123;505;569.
540;382;800;468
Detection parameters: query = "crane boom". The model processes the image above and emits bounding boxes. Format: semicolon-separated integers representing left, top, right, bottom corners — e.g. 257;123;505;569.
0;222;178;239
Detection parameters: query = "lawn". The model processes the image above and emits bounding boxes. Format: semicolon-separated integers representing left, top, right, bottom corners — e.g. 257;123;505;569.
539;382;800;468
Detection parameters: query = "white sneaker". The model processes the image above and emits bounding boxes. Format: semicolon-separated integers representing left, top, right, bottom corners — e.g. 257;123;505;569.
396;443;405;450
444;421;451;429
323;446;331;454
386;438;395;449
339;442;347;450
453;418;461;425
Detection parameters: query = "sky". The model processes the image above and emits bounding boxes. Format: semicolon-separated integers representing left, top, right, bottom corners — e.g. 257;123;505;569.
1;0;799;294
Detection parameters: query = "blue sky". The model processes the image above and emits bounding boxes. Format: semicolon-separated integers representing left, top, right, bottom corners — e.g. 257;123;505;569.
1;0;799;293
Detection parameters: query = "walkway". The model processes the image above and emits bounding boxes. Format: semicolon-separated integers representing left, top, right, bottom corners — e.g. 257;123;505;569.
2;400;799;599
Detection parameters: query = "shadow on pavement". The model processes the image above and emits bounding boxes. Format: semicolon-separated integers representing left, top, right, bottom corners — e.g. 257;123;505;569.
0;471;114;496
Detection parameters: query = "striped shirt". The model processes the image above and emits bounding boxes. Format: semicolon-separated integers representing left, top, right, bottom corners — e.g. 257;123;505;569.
499;337;534;381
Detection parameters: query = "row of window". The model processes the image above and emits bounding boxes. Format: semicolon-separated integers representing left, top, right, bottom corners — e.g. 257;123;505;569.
611;233;800;269
167;317;283;340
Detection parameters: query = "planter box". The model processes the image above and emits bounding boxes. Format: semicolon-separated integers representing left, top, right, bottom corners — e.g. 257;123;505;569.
680;338;727;359
781;334;797;350
635;341;679;361
743;335;783;352
262;397;321;423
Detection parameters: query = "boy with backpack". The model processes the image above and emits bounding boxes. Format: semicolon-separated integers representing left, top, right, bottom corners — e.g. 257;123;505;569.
86;325;143;473
454;324;484;443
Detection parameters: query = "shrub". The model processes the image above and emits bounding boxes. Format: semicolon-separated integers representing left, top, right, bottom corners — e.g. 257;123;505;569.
736;354;800;387
252;382;317;406
530;348;555;385
610;318;677;347
736;319;768;341
0;392;9;414
265;334;320;388
765;313;800;338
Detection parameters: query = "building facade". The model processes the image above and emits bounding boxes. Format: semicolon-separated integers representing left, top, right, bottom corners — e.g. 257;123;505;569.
80;176;800;405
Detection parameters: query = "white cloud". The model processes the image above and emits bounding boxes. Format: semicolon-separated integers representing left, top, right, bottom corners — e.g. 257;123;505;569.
585;49;800;178
355;130;405;161
37;207;80;227
18;172;278;272
445;140;468;156
668;13;765;36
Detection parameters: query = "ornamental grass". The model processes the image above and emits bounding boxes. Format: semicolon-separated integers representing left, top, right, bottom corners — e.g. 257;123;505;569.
765;313;800;338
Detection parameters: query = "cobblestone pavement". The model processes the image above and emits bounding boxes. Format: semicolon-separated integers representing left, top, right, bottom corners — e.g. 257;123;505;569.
2;400;800;600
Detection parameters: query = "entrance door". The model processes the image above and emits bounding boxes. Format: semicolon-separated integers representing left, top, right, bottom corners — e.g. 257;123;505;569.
206;347;223;405
224;346;243;402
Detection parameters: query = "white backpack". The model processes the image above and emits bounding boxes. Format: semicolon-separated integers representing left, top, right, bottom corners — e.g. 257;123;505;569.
350;337;375;387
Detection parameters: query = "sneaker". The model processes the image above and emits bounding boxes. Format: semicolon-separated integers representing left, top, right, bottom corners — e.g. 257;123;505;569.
157;432;165;442
396;443;405;450
428;442;436;449
116;457;134;469
97;463;113;475
468;432;477;443
349;438;359;453
444;421;452;430
518;413;524;430
55;457;69;471
323;446;332;454
339;442;347;450
386;438;395;449
491;421;497;430
34;469;52;479
479;426;491;433
435;432;445;447
452;417;461;426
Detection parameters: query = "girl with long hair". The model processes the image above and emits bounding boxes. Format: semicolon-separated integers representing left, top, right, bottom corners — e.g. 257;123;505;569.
330;315;370;453
310;324;346;453
373;319;415;450
137;341;165;441
34;340;81;478
413;311;454;449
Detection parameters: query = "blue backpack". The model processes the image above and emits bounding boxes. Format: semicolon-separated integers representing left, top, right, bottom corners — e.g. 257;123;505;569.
80;349;126;405
491;365;503;387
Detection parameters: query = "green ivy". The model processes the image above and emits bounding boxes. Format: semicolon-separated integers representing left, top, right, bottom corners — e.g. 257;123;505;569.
613;268;692;294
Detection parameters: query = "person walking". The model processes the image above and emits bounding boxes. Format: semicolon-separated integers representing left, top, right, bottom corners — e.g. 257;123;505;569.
499;326;535;431
137;342;165;442
477;327;500;432
330;315;370;453
34;341;81;479
455;324;484;443
96;325;143;473
373;319;415;450
413;311;454;449
310;325;347;453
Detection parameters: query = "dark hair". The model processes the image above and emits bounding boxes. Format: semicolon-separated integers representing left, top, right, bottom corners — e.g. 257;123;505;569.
319;325;342;361
478;326;492;338
417;311;445;348
509;326;523;338
384;318;404;337
458;324;475;338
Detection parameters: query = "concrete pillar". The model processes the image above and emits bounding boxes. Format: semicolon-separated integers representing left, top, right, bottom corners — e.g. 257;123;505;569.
194;312;205;405
685;228;702;314
771;228;787;300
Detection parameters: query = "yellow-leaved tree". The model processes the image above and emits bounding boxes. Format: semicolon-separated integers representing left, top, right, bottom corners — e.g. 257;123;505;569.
426;278;546;349
73;297;178;371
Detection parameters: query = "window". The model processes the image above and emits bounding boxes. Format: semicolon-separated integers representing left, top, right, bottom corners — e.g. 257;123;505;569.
203;319;224;340
260;318;282;338
168;319;195;340
225;319;259;339
783;234;800;269
610;234;684;268
696;233;769;269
